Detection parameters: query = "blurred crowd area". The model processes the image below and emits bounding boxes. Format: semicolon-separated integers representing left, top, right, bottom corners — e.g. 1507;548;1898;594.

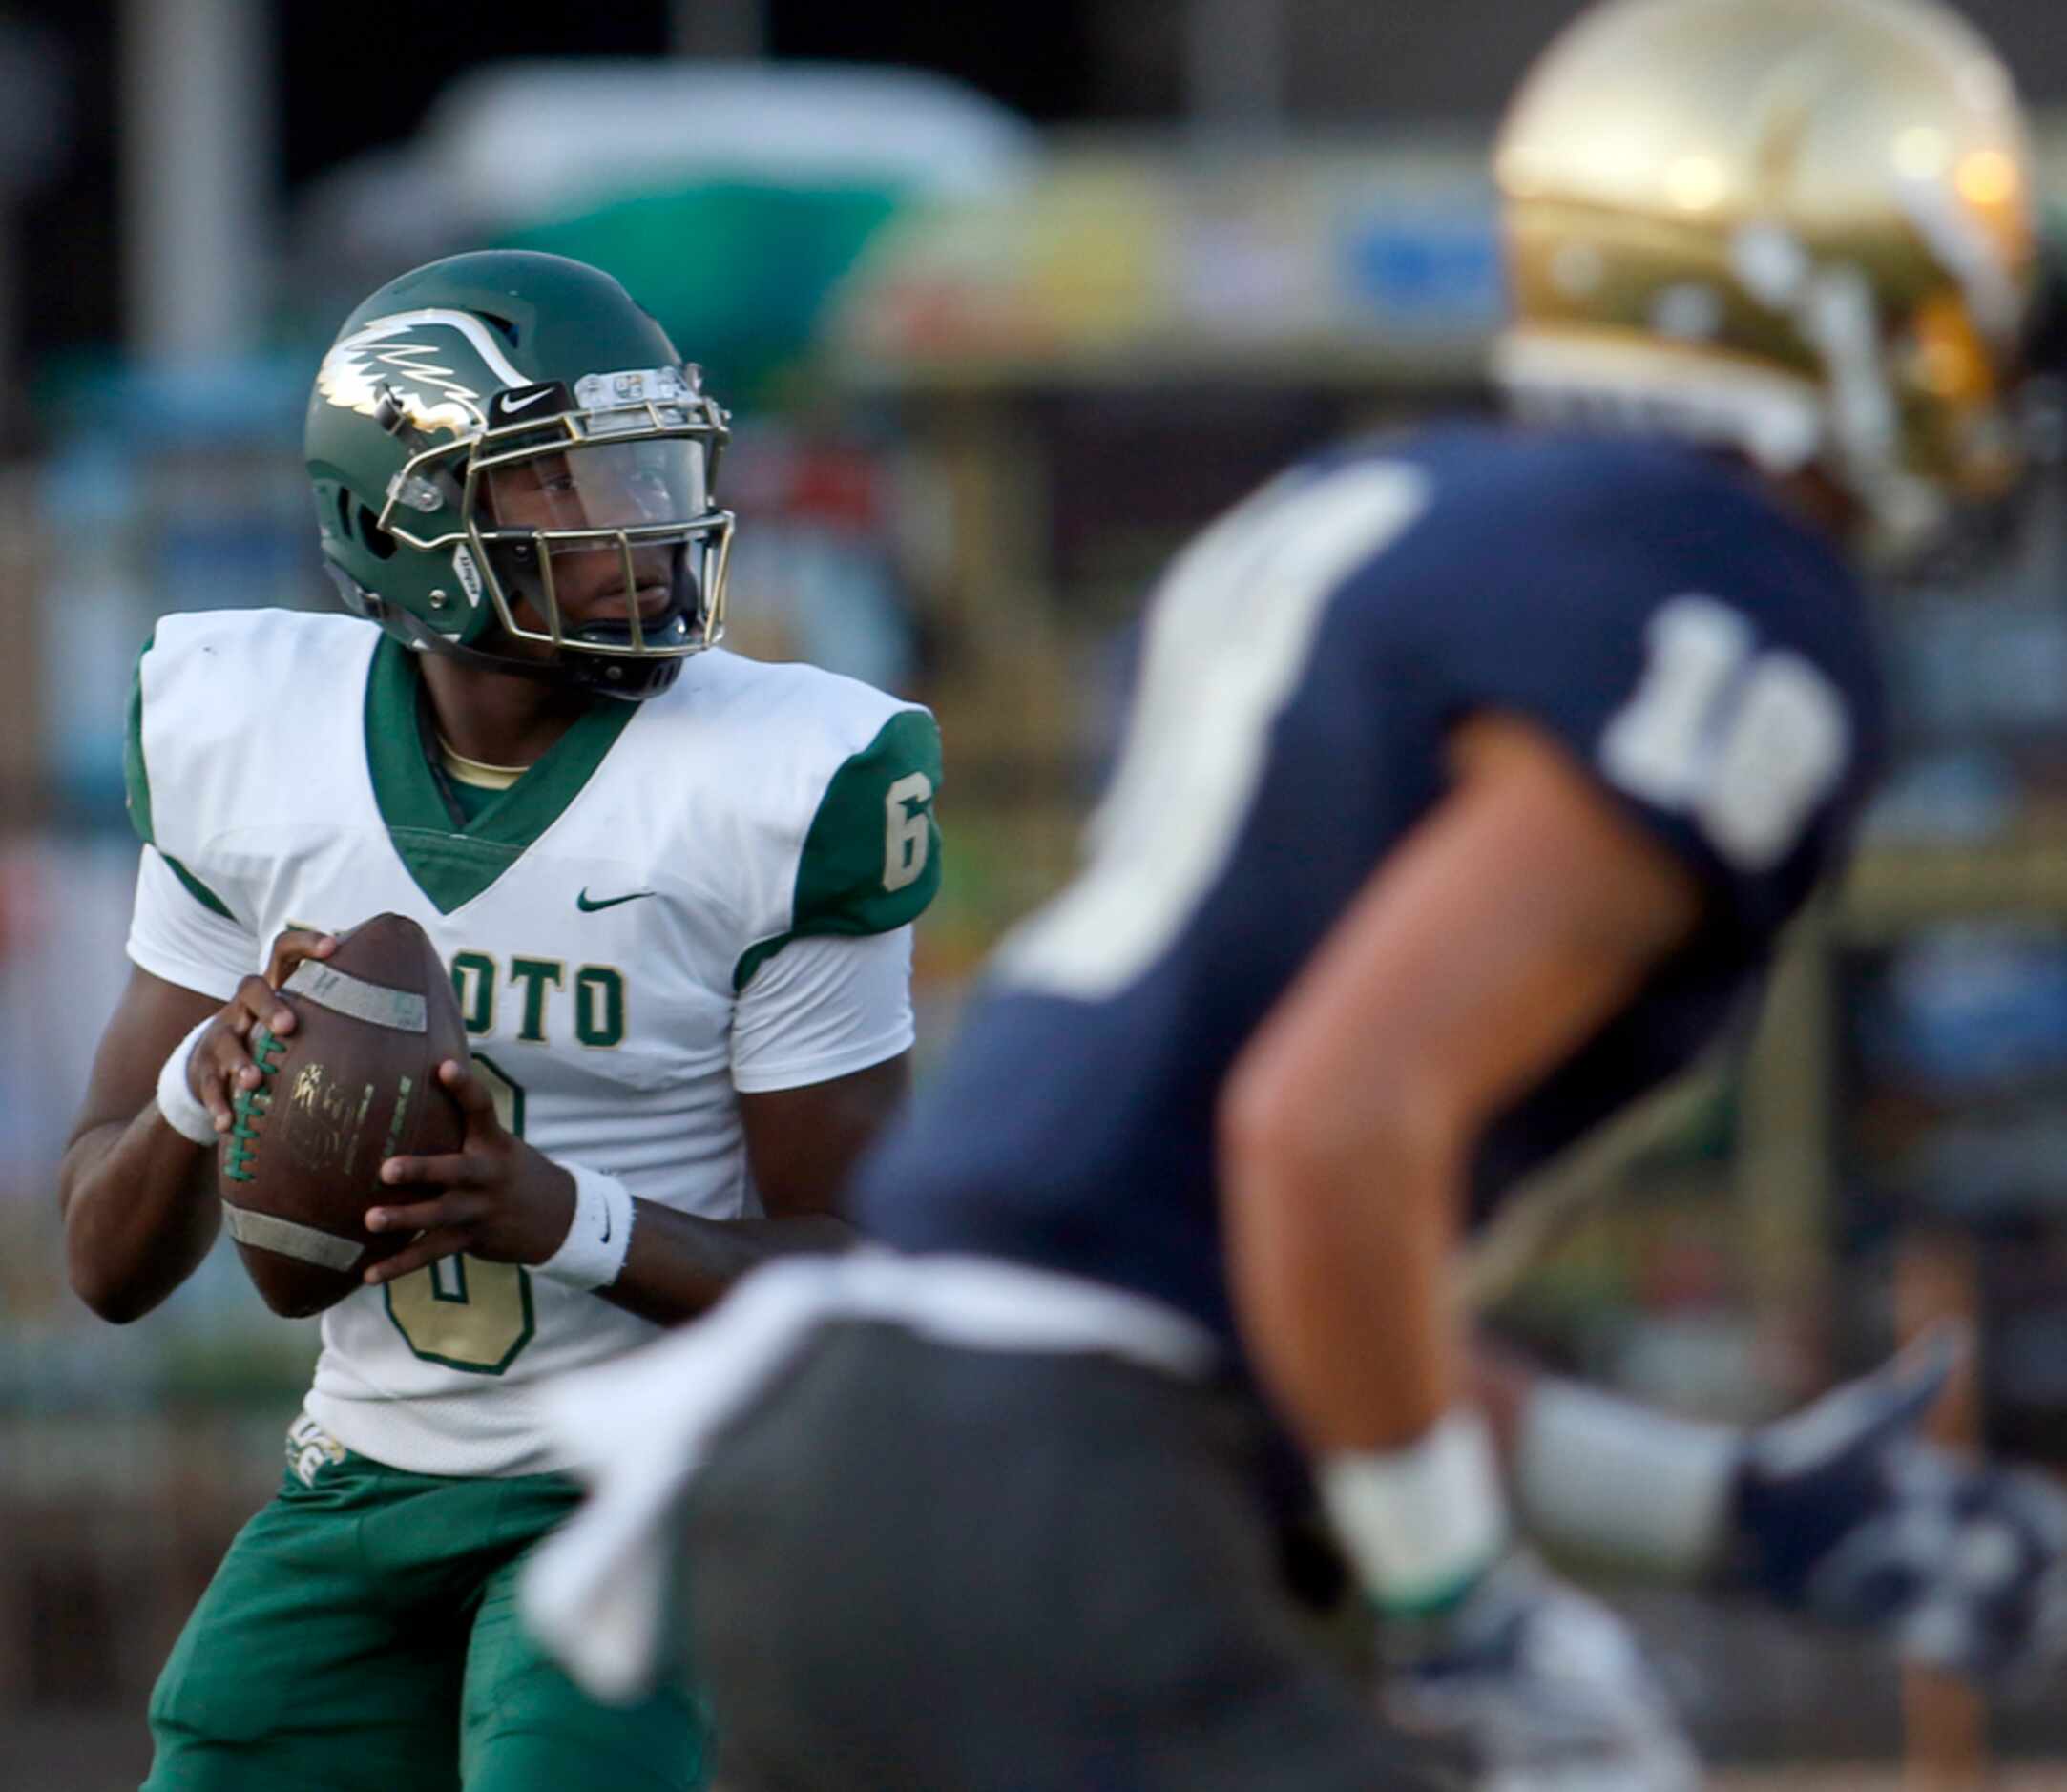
11;14;2067;1783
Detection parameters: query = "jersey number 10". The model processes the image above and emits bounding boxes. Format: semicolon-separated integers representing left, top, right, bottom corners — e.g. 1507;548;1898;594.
1600;594;1848;872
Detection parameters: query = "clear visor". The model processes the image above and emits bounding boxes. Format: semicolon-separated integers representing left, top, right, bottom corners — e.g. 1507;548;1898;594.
475;438;711;537
465;429;731;662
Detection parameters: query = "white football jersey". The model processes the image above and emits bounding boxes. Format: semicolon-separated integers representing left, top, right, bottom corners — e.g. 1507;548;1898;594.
122;609;941;1475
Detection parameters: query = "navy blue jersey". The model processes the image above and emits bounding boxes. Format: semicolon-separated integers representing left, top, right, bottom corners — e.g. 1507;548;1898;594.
855;424;1885;1344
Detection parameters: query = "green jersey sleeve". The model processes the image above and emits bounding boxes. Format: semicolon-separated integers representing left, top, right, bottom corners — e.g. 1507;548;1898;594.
733;707;943;990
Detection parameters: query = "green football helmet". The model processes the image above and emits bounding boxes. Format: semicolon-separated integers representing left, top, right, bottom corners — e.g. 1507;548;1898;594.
305;250;734;700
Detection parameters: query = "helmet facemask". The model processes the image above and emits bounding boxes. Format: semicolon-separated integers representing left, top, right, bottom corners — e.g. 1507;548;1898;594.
365;369;733;700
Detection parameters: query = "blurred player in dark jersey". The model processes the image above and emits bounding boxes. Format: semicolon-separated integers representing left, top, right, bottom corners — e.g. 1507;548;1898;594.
523;2;2067;1785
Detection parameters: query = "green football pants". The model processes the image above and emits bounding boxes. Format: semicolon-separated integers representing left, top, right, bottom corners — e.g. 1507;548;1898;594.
143;1441;709;1792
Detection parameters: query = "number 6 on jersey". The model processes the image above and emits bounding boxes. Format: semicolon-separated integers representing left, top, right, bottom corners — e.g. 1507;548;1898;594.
884;772;934;893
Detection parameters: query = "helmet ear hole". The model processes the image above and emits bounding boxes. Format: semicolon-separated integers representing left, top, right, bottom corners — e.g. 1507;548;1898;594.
333;485;353;538
356;504;398;561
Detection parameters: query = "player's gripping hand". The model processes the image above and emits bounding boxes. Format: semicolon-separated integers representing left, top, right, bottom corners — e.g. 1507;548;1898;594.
1376;1549;1703;1792
183;928;339;1134
363;1059;578;1282
1728;1327;2067;1689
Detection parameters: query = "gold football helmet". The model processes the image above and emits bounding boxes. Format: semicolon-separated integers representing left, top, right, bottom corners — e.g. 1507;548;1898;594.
1493;0;2036;563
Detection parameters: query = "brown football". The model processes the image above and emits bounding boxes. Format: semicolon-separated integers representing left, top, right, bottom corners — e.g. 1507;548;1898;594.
219;913;470;1317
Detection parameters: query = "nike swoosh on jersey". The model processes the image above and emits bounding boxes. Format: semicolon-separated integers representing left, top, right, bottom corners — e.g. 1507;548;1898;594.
576;888;657;912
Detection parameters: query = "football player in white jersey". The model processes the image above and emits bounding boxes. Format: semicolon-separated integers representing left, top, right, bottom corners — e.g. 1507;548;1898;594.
56;251;942;1792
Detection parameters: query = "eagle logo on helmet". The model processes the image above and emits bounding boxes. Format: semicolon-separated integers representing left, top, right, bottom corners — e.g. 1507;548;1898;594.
316;308;532;438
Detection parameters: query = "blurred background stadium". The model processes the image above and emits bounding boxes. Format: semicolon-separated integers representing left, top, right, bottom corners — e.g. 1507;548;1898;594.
7;1;2067;1784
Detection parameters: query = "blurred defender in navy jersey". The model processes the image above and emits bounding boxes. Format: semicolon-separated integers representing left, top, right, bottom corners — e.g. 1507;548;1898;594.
524;2;2067;1786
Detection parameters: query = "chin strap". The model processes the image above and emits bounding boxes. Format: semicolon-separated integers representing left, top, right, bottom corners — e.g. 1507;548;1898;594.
367;595;678;700
333;569;693;702
377;600;573;686
326;569;573;688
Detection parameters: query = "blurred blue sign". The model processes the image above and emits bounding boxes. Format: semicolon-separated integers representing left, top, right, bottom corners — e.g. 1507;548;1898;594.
1337;206;1503;331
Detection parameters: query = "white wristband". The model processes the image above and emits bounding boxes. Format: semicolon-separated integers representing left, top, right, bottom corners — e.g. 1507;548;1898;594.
538;1162;635;1290
154;1015;221;1147
1514;1379;1741;1579
1318;1407;1509;1613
